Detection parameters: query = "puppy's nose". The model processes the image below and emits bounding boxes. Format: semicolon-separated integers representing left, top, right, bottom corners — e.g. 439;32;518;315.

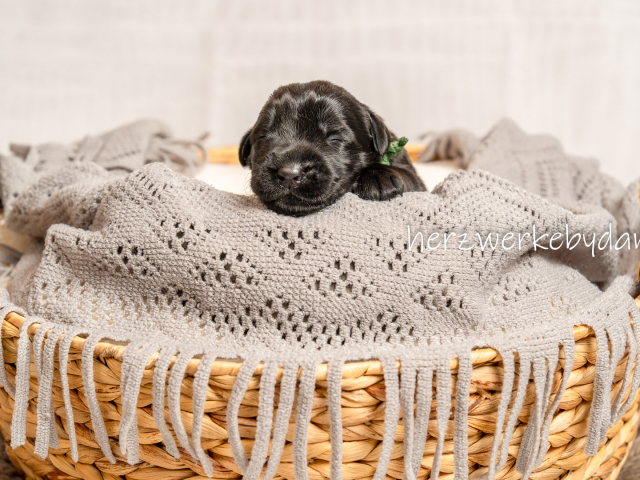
277;164;303;188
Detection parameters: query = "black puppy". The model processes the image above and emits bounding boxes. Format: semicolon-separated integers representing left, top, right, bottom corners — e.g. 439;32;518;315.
239;80;426;216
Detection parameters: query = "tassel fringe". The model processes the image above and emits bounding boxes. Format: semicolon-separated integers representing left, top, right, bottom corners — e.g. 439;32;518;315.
152;345;180;457
81;333;116;463
168;350;200;459
293;362;319;480
2;291;640;480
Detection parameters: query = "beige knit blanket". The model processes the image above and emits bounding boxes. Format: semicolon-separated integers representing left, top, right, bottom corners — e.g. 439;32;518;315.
0;119;639;480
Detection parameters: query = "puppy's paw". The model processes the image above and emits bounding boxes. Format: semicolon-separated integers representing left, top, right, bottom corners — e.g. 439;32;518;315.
353;164;406;201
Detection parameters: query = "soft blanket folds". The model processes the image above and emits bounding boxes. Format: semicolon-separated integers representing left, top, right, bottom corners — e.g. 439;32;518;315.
0;119;639;480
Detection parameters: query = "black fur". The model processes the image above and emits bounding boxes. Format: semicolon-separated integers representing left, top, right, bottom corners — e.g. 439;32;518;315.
239;80;426;216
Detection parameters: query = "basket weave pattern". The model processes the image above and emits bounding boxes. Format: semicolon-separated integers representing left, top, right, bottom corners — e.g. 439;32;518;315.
1;305;639;480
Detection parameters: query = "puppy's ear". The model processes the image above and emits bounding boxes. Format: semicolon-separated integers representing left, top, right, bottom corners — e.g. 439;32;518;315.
239;129;253;168
367;109;390;157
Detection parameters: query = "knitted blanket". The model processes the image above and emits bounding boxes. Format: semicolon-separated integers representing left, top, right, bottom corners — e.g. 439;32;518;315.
1;119;639;480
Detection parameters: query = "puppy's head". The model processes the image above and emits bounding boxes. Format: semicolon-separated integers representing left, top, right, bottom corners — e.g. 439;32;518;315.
239;81;390;216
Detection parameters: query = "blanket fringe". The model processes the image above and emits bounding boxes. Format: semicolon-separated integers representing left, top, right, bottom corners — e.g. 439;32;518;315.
119;342;160;464
328;359;345;480
226;357;260;473
57;328;84;462
612;320;640;424
373;358;400;480
454;353;472;480
152;345;180;457
10;316;40;449
515;356;551;476
399;361;418;480
536;337;574;466
584;279;640;455
34;325;62;457
191;353;217;477
431;358;452;480
499;353;532;468
261;363;297;480
2;290;640;480
293;362;320;480
242;361;278;480
487;348;515;479
81;333;116;463
168;350;200;459
411;365;434;478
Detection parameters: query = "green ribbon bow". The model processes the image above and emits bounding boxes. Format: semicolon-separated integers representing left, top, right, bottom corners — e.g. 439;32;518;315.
380;136;408;166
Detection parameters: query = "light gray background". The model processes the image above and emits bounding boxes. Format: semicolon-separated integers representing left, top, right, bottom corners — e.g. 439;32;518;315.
1;0;639;184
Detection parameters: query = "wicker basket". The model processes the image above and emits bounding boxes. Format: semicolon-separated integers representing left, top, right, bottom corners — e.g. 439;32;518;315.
0;146;639;480
2;309;639;480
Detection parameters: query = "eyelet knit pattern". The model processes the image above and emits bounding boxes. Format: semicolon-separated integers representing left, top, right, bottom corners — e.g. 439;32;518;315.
0;119;639;480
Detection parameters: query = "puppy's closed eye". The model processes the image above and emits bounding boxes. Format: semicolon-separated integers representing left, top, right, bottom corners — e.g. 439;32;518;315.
240;80;426;216
326;132;342;144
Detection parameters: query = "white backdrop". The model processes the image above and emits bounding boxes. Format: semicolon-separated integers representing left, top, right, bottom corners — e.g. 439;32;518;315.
1;0;639;184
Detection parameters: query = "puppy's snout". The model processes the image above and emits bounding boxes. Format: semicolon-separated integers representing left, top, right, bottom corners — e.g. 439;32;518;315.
277;164;303;189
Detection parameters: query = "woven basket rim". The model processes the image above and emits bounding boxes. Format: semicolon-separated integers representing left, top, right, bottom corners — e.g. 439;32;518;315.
2;301;640;480
5;306;635;380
